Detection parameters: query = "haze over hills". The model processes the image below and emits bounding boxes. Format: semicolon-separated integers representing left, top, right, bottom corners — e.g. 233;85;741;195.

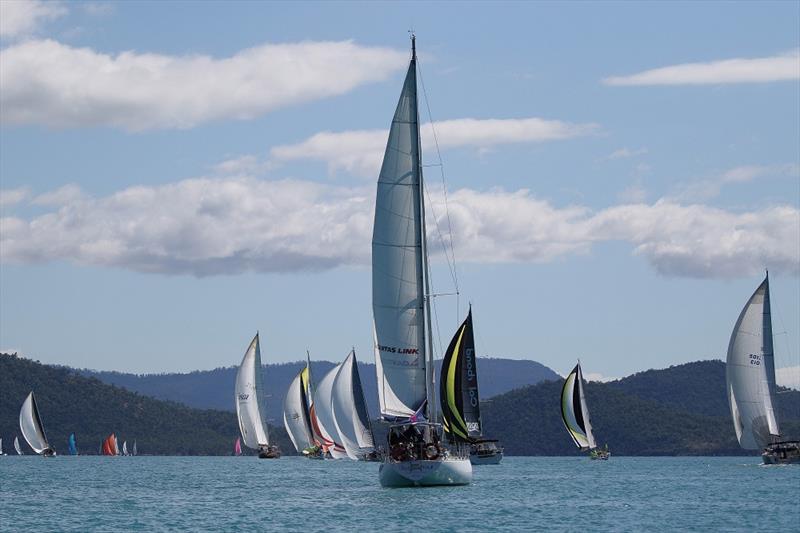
1;353;292;455
78;357;561;423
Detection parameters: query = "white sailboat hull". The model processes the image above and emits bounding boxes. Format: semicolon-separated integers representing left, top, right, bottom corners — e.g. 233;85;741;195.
470;450;503;465
379;457;472;487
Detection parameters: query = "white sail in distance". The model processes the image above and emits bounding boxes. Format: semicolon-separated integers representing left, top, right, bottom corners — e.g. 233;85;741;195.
283;367;315;453
122;441;128;456
332;351;376;460
314;363;347;459
19;392;52;455
726;274;780;450
371;49;429;421
560;363;597;450
235;333;270;449
14;436;22;455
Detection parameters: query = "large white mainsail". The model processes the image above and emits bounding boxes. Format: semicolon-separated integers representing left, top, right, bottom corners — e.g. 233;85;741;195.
371;41;429;421
283;366;315;453
332;351;376;460
560;362;597;450
726;274;780;450
235;333;270;449
19;391;54;455
314;363;348;459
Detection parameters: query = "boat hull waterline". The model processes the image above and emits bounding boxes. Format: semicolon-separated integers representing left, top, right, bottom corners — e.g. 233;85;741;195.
379;457;472;487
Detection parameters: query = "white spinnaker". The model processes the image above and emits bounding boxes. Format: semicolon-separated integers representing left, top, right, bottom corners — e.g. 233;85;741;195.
332;353;375;460
14;436;22;455
19;392;50;454
283;370;314;453
371;57;427;420
314;363;347;459
235;334;270;449
726;277;780;450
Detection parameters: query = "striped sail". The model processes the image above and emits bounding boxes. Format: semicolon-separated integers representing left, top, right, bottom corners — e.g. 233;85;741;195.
19;391;53;455
372;52;428;421
726;275;780;450
314;363;348;458
561;363;597;450
283;367;315;453
235;333;270;449
440;309;482;442
332;351;376;460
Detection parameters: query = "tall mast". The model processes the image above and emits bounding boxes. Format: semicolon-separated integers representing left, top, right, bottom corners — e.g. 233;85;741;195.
410;34;437;426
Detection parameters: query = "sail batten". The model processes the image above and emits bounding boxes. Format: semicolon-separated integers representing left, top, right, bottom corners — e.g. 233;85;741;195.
726;275;780;450
235;334;270;449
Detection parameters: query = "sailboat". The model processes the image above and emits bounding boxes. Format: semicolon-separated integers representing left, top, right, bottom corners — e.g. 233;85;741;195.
727;273;800;464
122;441;129;456
19;391;56;456
235;333;280;459
101;434;117;456
0;438;5;456
331;350;378;461
440;308;503;465
132;441;137;456
561;361;609;460
68;433;78;456
234;437;242;456
313;363;349;459
372;34;472;487
14;436;22;455
283;356;324;458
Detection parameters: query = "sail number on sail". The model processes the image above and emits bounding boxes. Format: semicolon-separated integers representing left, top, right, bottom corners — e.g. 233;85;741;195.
748;353;761;365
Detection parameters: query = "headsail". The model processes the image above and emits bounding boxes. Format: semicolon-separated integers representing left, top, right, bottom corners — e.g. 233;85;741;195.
726;274;780;449
14;436;22;455
372;48;429;421
440;309;482;442
560;362;597;450
283;367;315;453
122;441;128;456
332;351;376;459
235;333;270;449
68;433;78;456
314;363;348;458
19;391;53;455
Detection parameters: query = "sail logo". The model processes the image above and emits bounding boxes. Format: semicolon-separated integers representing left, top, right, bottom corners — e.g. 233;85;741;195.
378;345;419;355
748;353;761;366
465;348;476;382
467;422;480;432
238;394;249;400
468;386;479;407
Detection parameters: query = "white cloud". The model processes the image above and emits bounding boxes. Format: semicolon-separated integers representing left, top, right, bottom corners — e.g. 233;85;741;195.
0;187;30;207
0;0;66;39
670;164;799;202
776;366;800;390
270;117;599;176
2;177;797;279
606;147;648;160
32;183;84;206
604;50;800;86
0;39;407;130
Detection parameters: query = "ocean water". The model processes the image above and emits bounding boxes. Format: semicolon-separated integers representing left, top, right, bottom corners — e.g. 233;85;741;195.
1;456;797;532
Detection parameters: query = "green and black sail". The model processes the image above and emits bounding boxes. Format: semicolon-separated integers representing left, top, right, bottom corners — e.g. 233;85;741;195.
439;308;482;442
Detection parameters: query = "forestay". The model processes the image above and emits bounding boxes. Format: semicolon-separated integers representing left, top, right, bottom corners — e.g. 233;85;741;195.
726;275;780;450
235;334;270;449
372;54;428;421
560;363;597;450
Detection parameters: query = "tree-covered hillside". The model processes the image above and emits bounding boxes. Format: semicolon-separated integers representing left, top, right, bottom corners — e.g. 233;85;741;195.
1;354;293;456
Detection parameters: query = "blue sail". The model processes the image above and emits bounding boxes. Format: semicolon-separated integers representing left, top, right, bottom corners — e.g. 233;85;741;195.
68;433;78;455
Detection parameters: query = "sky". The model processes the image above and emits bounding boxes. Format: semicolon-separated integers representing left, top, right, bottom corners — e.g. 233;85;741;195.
1;1;798;386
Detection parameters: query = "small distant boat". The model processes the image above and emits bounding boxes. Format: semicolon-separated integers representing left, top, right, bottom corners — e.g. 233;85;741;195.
561;361;609;460
19;391;56;457
101;434;118;456
440;307;504;465
234;437;242;456
122;441;129;456
313;363;349;459
132;441;137;456
14;436;22;455
235;333;280;459
331;350;379;461
68;433;78;456
372;35;471;487
0;437;5;456
727;272;800;465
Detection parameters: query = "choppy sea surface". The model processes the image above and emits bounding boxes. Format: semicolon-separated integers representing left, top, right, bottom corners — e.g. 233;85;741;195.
1;456;798;532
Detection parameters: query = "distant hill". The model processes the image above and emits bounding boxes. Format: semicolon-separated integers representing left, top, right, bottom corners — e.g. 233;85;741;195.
481;360;800;456
0;353;293;456
78;357;561;424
